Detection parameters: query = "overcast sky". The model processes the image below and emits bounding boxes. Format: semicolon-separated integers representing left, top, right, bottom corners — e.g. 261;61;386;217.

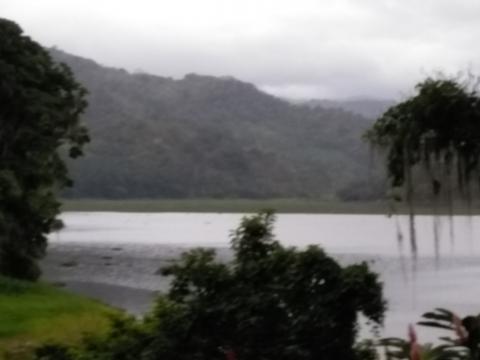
2;0;480;99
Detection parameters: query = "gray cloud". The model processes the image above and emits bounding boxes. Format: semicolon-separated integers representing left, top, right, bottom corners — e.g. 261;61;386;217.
2;0;480;99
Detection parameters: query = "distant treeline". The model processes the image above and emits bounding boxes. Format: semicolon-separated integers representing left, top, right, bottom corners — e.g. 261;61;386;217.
52;49;386;200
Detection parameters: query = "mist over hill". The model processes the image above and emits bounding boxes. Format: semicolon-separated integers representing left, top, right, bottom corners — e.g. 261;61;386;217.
51;49;384;199
291;98;394;119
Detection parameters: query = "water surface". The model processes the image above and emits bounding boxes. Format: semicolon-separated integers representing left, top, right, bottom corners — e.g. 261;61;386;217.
47;212;480;341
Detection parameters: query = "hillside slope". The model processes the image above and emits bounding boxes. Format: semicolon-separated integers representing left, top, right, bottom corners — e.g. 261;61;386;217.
301;99;394;119
52;49;378;199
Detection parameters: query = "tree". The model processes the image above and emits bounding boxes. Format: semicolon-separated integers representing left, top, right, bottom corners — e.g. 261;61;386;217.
156;211;385;360
365;75;480;254
35;211;385;360
0;19;89;280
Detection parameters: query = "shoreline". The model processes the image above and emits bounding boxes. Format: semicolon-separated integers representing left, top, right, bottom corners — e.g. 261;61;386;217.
40;241;233;315
41;211;480;342
60;198;480;215
40;236;480;342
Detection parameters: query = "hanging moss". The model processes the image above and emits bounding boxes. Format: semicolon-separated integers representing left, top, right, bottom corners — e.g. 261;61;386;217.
365;75;480;257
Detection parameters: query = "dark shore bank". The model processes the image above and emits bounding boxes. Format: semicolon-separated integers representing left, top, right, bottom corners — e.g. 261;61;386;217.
41;241;233;316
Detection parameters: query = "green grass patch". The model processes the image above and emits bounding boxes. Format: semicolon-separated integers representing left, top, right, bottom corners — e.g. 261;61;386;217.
61;198;480;215
0;276;119;359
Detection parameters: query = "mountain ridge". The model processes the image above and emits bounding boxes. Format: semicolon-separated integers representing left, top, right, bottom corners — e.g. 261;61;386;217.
51;49;383;199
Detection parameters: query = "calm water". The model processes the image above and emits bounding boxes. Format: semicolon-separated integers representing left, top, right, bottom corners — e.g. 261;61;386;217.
48;212;480;341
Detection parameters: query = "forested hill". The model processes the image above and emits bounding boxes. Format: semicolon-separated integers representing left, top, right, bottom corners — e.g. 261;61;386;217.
51;49;381;199
293;99;394;119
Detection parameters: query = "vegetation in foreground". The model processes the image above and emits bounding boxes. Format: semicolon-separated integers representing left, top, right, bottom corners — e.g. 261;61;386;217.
380;308;480;360
0;276;117;359
0;18;89;280
35;211;385;360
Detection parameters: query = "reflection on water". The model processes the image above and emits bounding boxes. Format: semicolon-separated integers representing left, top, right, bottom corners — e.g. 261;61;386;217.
47;212;480;340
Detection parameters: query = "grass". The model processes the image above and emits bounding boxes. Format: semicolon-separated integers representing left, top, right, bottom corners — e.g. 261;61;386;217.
61;198;480;215
0;276;119;359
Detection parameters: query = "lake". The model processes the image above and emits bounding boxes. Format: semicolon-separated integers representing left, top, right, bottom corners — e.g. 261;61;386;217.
47;212;480;342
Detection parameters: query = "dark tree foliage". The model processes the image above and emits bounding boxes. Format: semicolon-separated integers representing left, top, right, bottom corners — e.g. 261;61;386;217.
0;19;89;279
40;211;385;360
366;76;480;196
365;76;480;255
160;211;385;360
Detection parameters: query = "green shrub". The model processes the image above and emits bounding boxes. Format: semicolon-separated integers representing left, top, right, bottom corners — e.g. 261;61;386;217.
36;211;385;360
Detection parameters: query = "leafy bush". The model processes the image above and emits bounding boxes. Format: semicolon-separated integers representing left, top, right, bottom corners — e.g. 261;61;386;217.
35;211;385;360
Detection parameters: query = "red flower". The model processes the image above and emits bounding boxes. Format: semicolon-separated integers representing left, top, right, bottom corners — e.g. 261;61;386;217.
222;347;237;360
408;324;421;360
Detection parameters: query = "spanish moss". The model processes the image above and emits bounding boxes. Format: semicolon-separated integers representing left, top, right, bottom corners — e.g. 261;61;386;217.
365;75;480;265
